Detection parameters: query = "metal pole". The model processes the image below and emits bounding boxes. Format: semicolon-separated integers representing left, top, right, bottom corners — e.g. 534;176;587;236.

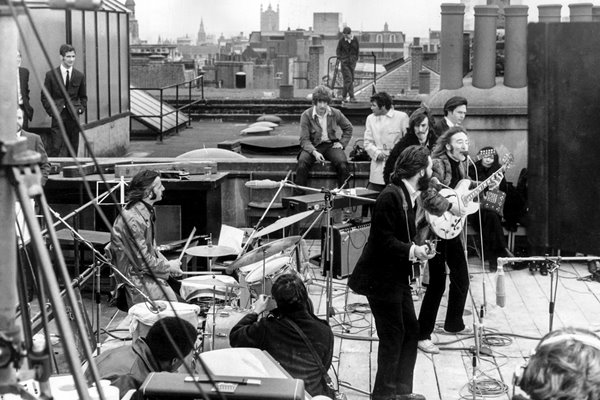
0;2;19;389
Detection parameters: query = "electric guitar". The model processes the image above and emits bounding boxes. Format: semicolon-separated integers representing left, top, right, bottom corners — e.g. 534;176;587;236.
426;153;514;240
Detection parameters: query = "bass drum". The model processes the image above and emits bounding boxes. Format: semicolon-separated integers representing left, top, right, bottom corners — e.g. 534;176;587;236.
203;306;251;351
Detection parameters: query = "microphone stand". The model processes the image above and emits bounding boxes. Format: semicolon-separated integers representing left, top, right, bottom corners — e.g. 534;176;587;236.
282;175;361;324
240;170;293;256
496;255;600;332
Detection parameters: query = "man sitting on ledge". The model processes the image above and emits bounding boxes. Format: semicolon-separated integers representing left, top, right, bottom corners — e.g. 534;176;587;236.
296;85;353;190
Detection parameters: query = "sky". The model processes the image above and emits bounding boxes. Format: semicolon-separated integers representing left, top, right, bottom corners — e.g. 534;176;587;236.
133;0;587;43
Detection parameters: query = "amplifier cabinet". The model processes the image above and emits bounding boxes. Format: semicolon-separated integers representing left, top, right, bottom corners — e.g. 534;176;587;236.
321;222;370;279
141;372;305;400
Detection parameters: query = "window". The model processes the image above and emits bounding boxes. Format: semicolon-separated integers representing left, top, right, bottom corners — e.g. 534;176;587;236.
376;34;383;43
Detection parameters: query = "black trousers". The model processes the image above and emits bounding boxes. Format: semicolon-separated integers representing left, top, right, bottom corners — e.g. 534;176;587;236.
340;61;356;99
50;109;80;157
296;142;350;188
418;236;470;339
368;286;419;399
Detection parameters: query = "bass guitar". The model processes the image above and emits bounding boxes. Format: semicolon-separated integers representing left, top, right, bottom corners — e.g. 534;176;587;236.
426;153;514;239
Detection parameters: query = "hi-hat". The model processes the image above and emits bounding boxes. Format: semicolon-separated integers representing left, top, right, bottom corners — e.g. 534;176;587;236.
226;236;301;274
254;210;315;238
186;245;237;258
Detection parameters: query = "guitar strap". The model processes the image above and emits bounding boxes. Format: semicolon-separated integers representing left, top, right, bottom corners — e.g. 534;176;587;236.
390;183;421;284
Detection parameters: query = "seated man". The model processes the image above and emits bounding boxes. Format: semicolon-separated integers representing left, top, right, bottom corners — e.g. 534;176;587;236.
513;327;600;400
296;85;353;189
230;274;334;397
109;169;183;309
88;316;197;400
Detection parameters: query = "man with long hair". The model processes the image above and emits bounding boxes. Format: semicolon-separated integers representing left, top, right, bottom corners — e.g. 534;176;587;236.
109;169;183;309
296;85;353;189
513;327;600;400
383;107;439;185
417;126;473;354
348;146;438;400
230;274;334;397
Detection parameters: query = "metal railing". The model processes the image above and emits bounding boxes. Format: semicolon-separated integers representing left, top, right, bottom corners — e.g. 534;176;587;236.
327;53;378;97
130;75;205;142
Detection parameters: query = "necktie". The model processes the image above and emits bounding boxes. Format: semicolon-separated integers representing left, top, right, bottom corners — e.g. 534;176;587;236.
65;70;70;88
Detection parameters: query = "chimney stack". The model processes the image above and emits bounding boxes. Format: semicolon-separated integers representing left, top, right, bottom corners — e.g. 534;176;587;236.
569;3;593;22
538;4;562;22
411;45;423;90
440;3;466;90
504;5;528;88
472;5;498;89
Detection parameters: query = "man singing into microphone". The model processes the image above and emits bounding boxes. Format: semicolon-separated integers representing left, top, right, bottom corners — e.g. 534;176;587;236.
349;145;437;400
417;127;500;354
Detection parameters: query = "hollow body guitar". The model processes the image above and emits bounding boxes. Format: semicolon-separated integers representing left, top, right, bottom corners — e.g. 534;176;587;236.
426;154;514;240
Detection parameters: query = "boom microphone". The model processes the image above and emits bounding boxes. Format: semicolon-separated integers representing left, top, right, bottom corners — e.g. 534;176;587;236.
245;179;281;189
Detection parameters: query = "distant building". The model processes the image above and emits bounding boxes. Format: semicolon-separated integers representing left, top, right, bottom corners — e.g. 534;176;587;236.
177;34;193;46
125;0;140;44
358;23;406;64
197;18;207;44
261;3;280;32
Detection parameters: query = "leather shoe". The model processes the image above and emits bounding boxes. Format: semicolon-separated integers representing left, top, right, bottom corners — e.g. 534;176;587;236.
442;325;473;335
396;394;426;400
418;339;439;354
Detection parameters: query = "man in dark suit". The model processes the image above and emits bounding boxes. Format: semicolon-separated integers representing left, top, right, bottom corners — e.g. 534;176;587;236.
41;44;87;157
348;146;439;400
17;50;34;130
17;108;50;185
434;96;468;137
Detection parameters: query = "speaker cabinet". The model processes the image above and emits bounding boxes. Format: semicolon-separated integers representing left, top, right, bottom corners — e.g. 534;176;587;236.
321;222;370;279
528;22;600;254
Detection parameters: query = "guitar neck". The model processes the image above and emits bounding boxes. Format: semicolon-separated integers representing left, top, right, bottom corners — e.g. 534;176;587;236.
464;165;508;203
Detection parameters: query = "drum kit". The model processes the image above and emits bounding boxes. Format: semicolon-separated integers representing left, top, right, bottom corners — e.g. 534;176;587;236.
176;212;315;352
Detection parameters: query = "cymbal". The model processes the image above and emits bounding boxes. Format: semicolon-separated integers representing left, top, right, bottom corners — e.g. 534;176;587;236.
226;236;301;274
186;245;237;258
254;210;315;238
181;275;242;289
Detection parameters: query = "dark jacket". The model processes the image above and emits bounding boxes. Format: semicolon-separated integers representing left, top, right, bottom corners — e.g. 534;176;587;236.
348;183;416;301
336;36;359;64
41;67;87;120
88;338;160;400
19;67;34;121
299;106;353;154
21;130;51;185
383;130;439;185
230;309;334;397
433;117;451;137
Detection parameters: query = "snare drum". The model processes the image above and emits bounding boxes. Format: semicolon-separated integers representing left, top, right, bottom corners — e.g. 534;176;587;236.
244;256;294;296
204;306;252;351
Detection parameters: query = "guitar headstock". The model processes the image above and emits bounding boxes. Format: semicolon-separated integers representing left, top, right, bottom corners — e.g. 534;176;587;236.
473;148;496;162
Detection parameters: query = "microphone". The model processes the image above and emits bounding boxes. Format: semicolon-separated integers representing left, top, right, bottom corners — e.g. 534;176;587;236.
245;179;281;189
496;264;506;308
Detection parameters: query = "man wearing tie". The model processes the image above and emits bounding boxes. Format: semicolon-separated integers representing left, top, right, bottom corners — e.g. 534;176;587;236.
17;50;34;130
41;44;87;157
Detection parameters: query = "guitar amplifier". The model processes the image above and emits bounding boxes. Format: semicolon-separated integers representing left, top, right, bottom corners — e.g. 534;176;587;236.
321;222;370;279
141;372;305;400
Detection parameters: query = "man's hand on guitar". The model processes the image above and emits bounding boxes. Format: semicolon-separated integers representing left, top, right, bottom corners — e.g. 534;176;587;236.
449;201;468;217
488;174;503;190
415;244;436;261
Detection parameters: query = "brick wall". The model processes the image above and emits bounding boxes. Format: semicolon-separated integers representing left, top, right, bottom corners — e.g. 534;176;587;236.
130;64;187;88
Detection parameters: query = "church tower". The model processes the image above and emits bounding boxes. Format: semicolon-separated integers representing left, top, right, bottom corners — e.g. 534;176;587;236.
125;0;140;44
260;3;279;32
197;18;207;44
